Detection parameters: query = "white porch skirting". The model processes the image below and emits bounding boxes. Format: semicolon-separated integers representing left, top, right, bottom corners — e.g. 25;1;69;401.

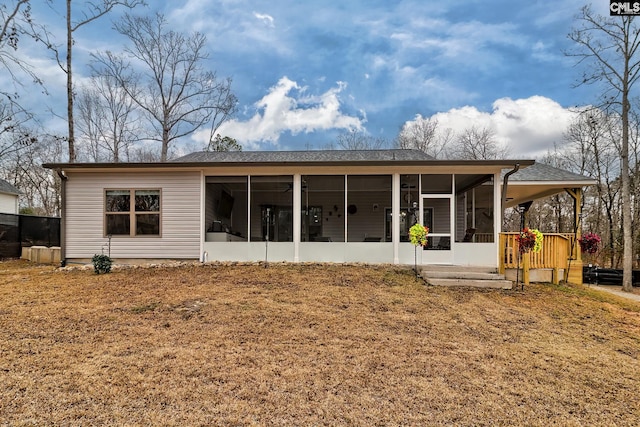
203;241;498;267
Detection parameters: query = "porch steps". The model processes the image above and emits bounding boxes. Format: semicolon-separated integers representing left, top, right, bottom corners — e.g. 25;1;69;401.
419;265;513;290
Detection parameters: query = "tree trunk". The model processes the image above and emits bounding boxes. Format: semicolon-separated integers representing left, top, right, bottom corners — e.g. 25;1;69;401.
66;0;75;163
161;127;169;162
622;84;633;291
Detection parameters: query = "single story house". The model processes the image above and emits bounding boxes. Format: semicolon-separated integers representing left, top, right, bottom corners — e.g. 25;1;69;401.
44;149;597;267
0;179;20;215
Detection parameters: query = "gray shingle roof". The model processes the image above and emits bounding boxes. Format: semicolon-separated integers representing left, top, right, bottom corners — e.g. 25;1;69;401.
503;163;596;183
173;149;435;163
0;178;19;195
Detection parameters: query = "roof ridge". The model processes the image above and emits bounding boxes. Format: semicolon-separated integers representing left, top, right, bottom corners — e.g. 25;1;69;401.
172;149;436;163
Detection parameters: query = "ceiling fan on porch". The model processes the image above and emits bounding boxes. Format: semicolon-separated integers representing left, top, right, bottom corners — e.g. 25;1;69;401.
283;181;308;192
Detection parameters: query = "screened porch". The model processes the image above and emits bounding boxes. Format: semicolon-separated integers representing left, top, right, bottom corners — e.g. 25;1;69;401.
202;172;499;265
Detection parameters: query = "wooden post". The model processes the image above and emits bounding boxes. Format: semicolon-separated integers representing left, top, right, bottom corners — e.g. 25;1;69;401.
550;234;560;284
565;188;584;284
552;265;560;284
523;252;530;286
499;233;506;275
522;205;530;287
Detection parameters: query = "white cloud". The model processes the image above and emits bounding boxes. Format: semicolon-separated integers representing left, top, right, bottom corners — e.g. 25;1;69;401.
253;12;275;28
194;77;364;150
166;0;216;31
409;96;578;158
362;57;479;112
391;19;524;69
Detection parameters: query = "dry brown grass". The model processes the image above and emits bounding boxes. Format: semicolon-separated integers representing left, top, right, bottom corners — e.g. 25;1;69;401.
1;259;639;426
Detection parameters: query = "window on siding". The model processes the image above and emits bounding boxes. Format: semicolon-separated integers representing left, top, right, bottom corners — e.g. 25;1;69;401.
105;189;160;236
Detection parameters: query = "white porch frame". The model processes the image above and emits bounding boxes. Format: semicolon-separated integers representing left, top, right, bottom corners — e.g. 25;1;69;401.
202;171;500;267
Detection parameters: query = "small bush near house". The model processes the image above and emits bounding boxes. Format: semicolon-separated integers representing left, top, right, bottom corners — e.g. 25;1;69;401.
91;254;112;274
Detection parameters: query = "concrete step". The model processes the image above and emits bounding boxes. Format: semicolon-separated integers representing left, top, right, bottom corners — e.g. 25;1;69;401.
426;278;513;290
421;270;506;280
419;265;497;274
418;265;513;289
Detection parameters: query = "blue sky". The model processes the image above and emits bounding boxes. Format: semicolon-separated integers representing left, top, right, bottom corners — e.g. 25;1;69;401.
13;0;609;158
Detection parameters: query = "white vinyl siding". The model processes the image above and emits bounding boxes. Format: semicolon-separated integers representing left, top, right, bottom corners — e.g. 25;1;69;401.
65;171;201;259
0;193;18;214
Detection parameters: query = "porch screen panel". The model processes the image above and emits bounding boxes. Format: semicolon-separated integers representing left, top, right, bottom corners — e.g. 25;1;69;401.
472;180;494;242
205;176;248;241
398;174;420;242
454;174;494;243
421;174;452;194
250;176;293;242
423;197;451;250
301;175;345;242
346;175;391;242
424;198;451;233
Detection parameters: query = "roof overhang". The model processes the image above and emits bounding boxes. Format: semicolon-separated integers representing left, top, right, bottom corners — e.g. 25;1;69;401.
42;159;535;171
504;179;598;208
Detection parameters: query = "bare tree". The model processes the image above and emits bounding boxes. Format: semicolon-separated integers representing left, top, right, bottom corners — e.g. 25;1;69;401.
76;72;141;162
629;107;640;264
1;133;64;216
448;126;507;160
564;111;621;267
93;13;237;161
395;115;448;158
48;0;145;163
0;0;49;113
0;1;40;79
568;6;640;291
0;100;37;160
206;78;238;148
129;144;161;163
535;151;574;233
336;129;388;150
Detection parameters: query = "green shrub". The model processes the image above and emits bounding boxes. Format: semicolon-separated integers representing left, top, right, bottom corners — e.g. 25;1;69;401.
92;254;113;274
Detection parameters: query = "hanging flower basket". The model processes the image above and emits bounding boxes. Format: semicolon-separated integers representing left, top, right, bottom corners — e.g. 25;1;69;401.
578;232;601;254
409;223;429;278
409;224;429;247
516;227;543;254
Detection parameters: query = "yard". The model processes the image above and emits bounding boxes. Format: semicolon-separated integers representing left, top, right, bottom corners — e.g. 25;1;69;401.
1;260;639;426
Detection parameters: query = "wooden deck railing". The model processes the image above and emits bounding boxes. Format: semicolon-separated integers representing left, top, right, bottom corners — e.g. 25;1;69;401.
499;233;575;283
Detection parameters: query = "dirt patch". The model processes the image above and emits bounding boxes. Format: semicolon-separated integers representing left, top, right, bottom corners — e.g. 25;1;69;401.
1;260;639;425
